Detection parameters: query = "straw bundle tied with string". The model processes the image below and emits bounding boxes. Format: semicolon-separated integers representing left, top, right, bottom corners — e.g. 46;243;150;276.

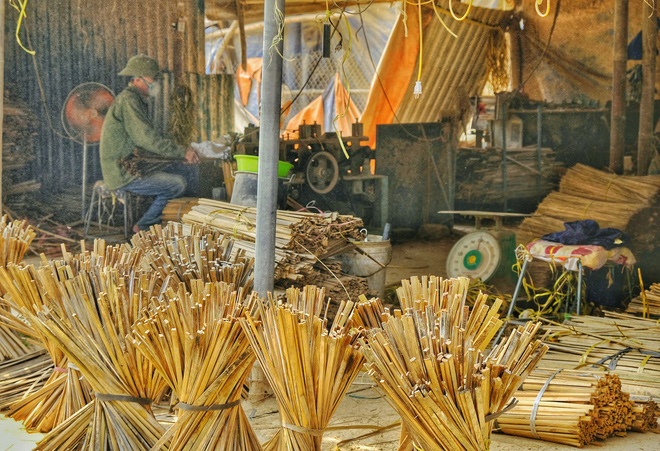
24;266;169;450
131;281;262;450
354;276;548;451
240;285;365;450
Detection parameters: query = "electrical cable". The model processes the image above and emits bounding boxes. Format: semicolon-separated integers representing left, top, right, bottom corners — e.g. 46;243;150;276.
519;0;561;89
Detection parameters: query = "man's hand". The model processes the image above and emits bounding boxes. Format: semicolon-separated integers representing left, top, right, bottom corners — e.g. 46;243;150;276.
184;147;200;164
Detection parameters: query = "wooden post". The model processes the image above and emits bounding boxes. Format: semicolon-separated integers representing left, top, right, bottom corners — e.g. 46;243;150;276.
637;1;657;175
610;0;628;174
0;0;4;213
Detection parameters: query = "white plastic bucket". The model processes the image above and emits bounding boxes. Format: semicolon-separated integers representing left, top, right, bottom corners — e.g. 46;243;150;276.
337;235;392;297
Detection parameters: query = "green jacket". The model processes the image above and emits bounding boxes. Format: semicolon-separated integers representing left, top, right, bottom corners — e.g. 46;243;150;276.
99;85;185;190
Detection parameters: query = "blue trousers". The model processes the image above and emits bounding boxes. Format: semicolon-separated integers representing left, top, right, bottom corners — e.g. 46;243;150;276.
121;164;199;230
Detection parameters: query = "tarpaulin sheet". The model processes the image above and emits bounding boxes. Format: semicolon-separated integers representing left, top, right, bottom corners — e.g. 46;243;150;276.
285;73;361;137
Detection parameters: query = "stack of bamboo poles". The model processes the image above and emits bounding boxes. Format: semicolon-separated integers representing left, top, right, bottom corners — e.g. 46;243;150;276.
162;197;199;223
496;369;635;447
517;163;660;245
25;267;169;450
131;222;255;291
0;264;94;433
539;313;660;397
240;286;365;450
182;198;364;257
627;282;660;317
354;276;548;451
132;281;262;450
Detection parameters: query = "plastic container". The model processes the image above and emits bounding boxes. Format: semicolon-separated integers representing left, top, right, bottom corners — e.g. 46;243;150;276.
234;154;293;178
230;171;288;209
335;235;392;297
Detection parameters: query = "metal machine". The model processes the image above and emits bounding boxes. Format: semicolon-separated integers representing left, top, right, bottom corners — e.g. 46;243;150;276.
234;122;388;227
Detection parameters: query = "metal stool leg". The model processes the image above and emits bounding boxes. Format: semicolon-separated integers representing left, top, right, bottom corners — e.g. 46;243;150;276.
123;193;130;240
576;260;583;315
494;257;531;345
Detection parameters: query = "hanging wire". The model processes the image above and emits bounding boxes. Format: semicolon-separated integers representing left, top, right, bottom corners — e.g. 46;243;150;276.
535;0;551;18
449;0;474;21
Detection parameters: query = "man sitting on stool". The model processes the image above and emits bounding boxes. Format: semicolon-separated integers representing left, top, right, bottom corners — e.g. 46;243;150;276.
100;54;199;233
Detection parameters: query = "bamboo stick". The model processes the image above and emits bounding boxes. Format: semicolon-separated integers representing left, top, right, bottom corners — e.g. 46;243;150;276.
354;276;548;451
240;286;365;450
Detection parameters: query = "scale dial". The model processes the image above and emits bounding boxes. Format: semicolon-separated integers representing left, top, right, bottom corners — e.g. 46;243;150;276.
446;231;502;281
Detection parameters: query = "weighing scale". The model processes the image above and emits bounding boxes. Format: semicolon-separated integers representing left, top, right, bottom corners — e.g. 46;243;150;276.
441;211;529;282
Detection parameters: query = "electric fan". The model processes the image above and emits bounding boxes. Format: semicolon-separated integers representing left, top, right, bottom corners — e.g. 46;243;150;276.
61;82;115;219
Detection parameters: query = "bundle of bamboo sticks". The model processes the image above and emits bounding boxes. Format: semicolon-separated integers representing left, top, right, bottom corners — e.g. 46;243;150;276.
240;286;365;450
496;369;634;447
0;215;36;270
131;222;255;291
355;276;548;451
539;313;660;397
631;400;659;432
0;264;94;433
517;164;660;245
182;198;364;257
132;281;262;450
24;267;169;450
162;197;199;223
0;349;52;410
627;282;660;317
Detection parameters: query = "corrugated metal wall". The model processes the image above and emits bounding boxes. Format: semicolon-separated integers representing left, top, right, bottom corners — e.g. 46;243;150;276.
396;4;511;122
3;0;231;192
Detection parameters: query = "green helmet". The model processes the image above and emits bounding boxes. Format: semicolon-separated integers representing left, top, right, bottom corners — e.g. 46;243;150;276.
118;55;161;78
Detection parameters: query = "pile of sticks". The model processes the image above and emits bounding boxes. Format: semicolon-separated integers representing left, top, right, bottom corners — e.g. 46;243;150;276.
131;223;254;291
539;313;660;397
517;164;660;245
132;282;261;450
455;146;562;204
0;350;52;411
240;286;365;450
627;282;660;317
161;197;199;223
181;198;364;257
496;369;635;447
25;267;169;450
355;276;548;451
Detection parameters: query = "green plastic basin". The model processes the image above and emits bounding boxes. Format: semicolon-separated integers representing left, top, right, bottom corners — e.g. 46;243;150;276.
234;154;293;177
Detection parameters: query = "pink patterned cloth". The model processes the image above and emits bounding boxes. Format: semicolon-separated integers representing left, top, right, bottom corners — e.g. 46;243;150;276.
526;240;636;271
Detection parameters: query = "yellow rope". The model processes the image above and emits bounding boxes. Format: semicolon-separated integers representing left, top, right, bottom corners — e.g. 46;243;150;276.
578;339;610;366
449;0;474;21
10;0;35;55
639;268;648;319
536;0;551;18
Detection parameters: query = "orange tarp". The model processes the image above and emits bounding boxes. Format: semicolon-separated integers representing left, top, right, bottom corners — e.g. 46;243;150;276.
360;8;432;148
285;73;361;138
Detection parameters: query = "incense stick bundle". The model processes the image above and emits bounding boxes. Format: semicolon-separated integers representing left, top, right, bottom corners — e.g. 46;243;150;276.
24;267;169;450
356;276;548;451
496;369;634;447
131;222;255;291
240;286;365;450
132;281;262;450
539;313;660;396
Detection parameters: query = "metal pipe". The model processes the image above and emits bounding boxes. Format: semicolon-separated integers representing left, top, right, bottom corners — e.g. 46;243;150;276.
610;0;628;174
501;102;508;211
637;1;657;175
0;0;4;213
536;104;542;201
494;256;531;345
254;0;285;295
